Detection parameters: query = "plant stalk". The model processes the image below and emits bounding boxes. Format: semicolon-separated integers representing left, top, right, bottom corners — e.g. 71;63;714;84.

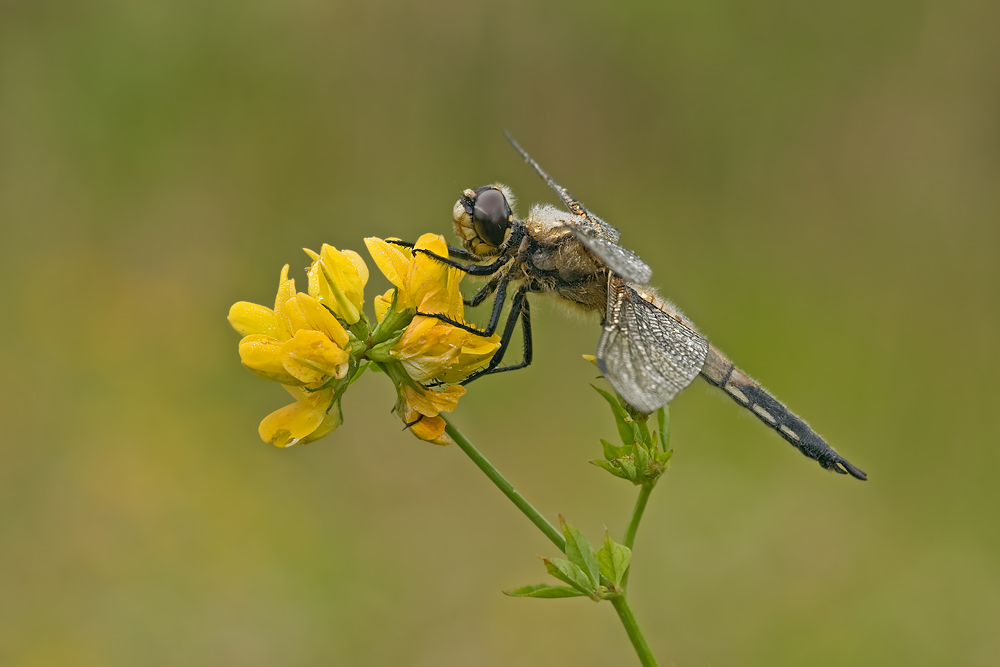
611;595;659;667
444;416;661;666
621;482;655;590
443;417;566;552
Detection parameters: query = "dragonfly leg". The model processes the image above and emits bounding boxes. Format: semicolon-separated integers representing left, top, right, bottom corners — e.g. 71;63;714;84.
414;276;510;337
461;287;533;384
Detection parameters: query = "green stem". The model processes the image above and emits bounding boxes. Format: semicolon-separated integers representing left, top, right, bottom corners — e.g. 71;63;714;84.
443;417;566;552
611;595;659;667
621;482;654;590
444;416;659;666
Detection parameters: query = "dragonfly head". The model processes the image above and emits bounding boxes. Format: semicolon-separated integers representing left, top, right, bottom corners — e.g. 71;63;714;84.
452;184;515;257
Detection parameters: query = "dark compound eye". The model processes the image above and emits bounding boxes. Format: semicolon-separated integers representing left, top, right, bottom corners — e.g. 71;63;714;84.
472;188;512;247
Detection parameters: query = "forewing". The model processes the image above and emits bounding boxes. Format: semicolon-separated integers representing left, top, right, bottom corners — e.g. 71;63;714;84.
596;278;708;413
566;223;653;285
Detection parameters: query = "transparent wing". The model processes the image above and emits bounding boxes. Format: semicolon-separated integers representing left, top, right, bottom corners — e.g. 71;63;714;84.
596;277;708;413
566;223;653;285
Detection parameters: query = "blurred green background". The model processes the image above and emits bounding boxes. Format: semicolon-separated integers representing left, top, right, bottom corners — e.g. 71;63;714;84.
2;1;998;665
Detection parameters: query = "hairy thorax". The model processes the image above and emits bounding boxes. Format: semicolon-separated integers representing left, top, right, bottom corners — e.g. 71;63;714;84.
520;206;609;313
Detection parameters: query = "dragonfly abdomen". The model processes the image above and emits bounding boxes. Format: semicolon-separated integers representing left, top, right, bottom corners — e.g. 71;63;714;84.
701;346;867;480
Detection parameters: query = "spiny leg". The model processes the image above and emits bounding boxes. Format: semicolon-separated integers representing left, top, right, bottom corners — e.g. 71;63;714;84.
415;276;510;337
465;271;505;308
385;239;479;262
461;287;533;384
387;226;523;277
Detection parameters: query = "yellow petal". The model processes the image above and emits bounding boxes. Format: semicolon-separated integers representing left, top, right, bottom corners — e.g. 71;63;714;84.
401;384;465;417
272;265;296;340
341;249;369;286
400;401;453;446
294;293;349;348
281;329;350;384
299;400;342;445
228;302;278;338
410;415;453;445
374;288;396;323
413;233;449;258
445;267;466;321
282;296;311;337
365;237;414;307
394;316;440;353
409;234;450;311
400;350;459;383
310;244;367;324
258;386;335;447
238;334;286;374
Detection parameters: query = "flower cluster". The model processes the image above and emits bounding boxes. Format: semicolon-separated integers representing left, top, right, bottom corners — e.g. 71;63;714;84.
228;234;499;447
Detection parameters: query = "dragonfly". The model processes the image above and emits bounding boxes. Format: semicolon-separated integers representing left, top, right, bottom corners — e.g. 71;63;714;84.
392;133;866;480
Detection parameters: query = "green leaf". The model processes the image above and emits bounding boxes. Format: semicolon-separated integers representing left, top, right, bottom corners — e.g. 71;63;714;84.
542;557;595;596
600;439;621;461
560;516;600;587
590;459;630;480
596;532;633;588
504;584;586;599
592;385;636;447
657;405;670;452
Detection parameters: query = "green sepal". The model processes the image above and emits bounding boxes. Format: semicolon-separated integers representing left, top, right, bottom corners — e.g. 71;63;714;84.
366;331;404;363
542;557;597;599
590;459;631;481
376;360;422;392
559;516;600;588
347;339;368;358
634;443;649;471
370;290;415;344
348;312;371;341
634;417;650;447
504;584;586;599
620;458;640;485
600;439;622;461
596;531;632;589
348;361;370;386
592;385;636;447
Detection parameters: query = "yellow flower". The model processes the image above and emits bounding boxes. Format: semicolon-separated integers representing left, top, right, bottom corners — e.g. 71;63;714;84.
364;233;502;445
366;234;501;384
398;384;465;446
392;315;500;384
304;244;369;325
258;385;342;448
228;264;353;446
364;234;462;315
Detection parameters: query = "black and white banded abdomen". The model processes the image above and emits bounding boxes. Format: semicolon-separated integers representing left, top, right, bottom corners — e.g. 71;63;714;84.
700;345;867;480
